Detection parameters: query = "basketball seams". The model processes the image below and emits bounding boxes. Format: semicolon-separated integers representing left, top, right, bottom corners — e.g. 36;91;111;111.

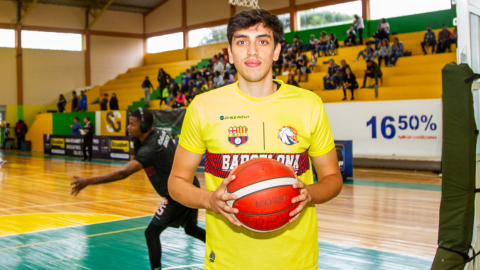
237;202;297;216
227;173;296;193
226;177;298;199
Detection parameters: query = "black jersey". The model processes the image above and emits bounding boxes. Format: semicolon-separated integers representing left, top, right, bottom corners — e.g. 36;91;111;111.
134;130;176;198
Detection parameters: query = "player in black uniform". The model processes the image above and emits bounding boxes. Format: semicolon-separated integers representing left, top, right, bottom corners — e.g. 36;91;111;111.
70;108;205;270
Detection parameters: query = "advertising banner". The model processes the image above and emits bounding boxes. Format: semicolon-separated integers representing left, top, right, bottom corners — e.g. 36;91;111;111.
44;134;131;161
324;99;442;158
100;110;127;136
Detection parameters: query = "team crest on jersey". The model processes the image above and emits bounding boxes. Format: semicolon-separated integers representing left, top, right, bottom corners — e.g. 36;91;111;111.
228;126;248;147
278;126;299;145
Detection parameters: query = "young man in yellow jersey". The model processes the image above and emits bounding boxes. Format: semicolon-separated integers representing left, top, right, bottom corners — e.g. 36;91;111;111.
168;9;343;270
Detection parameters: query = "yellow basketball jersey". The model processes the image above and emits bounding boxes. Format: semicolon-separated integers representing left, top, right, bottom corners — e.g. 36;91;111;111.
180;80;335;270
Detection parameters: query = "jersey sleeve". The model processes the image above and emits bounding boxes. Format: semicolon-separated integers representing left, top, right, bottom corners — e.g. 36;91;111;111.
134;147;153;168
309;97;335;157
179;99;206;154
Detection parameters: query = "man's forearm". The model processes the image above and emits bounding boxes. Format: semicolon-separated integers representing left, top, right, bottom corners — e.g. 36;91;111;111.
169;176;213;210
307;174;342;204
87;170;129;185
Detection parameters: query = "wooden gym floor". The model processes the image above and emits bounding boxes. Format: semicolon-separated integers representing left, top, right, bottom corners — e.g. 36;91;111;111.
0;151;441;269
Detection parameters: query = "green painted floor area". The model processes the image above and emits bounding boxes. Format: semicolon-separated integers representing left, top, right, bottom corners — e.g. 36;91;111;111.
0;216;432;270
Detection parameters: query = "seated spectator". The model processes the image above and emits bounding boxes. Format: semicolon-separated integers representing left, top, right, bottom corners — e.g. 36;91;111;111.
347;26;356;37
187;87;198;103
291;35;303;55
317;31;329;57
296;53;310;82
437;24;452;53
372;24;388;50
353;14;364;44
327;33;339;56
223;72;235;85
69;117;82;135
207;60;214;70
200;81;209;92
303;34;318;52
287;72;299;87
354;43;375;61
342;32;357;47
225;61;237;75
342;67;358;101
283;48;296;73
78;91;87;112
181;73;190;92
389;37;404;66
378;39;392;67
109;93;119;110
308;51;317;71
214;59;225;73
207;74;214;90
323;59;340;90
380;18;390;36
335;60;350;89
444;26;457;53
57;94;66;113
173;90;186;108
362;59;383;93
185;69;192;78
280;39;288;55
213;71;224;89
166;84;176;107
421;25;437;55
100;93;108;111
273;53;284;75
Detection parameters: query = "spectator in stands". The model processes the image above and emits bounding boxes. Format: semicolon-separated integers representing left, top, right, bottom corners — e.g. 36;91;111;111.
225;61;237;75
335;60;350;89
354;15;364;44
380;18;390;36
207;74;214;90
343;67;358;101
283;48;296;72
389;37;404;66
290;35;303;55
69;117;82;135
213;71;224;89
202;66;211;79
308;51;317;71
362;59;382;91
354;43;375;61
160;86;169;108
157;68;170;92
224;72;235;85
100;93;108;111
273;53;284;75
372;24;388;50
181;73;190;92
287;72;299;87
443;27;457;53
280;39;288;55
173;90;186;108
78;90;87;112
207;60;214;71
71;91;78;112
317;31;329;57
378;39;392;67
57;94;66;113
296;53;310;82
2;123;14;149
185;69;192;78
200;80;209;93
142;76;154;107
342;32;357;47
327;33;339;56
437;24;452;53
347;26;356;37
166;84;176;107
187;87;198;103
304;34;318;52
421;25;437;55
323;59;340;90
109;93;119;110
15;120;27;149
214;59;225;73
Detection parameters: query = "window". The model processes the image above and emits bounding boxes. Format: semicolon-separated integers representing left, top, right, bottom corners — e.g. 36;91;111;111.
0;29;15;48
277;13;291;33
188;25;228;48
147;32;184;54
297;1;362;30
22;30;82;51
370;0;451;20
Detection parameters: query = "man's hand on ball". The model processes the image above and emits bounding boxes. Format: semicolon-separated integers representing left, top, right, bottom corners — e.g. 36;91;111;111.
286;165;312;223
209;167;242;226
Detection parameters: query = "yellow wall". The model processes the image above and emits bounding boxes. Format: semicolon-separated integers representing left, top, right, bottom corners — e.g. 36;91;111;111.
91;10;143;34
0;48;17;106
257;0;289;10
90;35;144;86
25;113;53;152
22;49;85;105
22;3;85;30
145;0;182;34
23;104;57;129
188;41;229;60
186;0;230;26
6;105;18;128
0;1;17;24
144;48;188;65
295;0;326;5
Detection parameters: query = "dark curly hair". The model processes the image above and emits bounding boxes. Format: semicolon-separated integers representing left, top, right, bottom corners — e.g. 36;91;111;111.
227;9;284;48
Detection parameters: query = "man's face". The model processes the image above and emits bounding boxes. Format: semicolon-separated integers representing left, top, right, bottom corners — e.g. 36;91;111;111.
127;116;142;139
367;61;372;67
228;24;281;83
427;26;432;31
442;25;447;31
293;37;298;43
83;117;88;123
74;118;78;123
329;61;334;67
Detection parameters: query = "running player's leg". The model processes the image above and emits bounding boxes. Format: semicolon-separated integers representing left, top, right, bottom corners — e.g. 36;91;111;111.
145;221;167;270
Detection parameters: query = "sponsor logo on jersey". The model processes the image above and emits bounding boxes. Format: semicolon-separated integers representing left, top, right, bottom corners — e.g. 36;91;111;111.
278;126;299;145
220;115;249;120
205;150;310;178
209;251;216;263
228;126;248;147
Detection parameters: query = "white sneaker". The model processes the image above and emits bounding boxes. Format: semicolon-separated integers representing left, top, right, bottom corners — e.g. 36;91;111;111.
0;159;6;166
353;59;359;62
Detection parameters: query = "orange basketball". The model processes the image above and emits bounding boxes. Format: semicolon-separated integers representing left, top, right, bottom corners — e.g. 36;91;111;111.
225;158;300;233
